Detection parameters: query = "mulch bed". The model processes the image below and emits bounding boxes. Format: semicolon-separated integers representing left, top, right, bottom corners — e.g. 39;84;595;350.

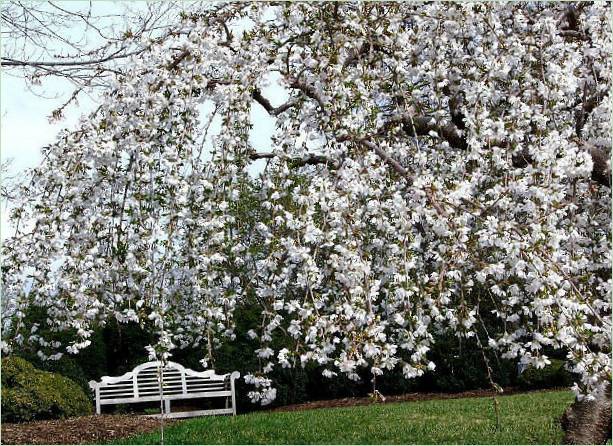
1;414;173;445
271;386;566;412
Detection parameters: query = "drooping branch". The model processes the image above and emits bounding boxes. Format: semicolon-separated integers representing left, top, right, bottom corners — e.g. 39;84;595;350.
359;139;410;181
358;138;448;216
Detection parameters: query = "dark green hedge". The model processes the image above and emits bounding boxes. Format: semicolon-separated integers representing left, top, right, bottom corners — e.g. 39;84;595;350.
517;358;574;390
1;356;93;422
6;303;576;416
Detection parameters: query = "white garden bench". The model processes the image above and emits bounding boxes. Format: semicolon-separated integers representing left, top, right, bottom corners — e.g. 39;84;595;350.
88;361;240;419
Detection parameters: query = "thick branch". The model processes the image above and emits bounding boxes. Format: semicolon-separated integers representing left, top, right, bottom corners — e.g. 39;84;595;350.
380;112;610;188
559;29;589;41
150;49;192;91
562;382;612;444
379;113;468;151
512;143;611;187
252;89;298;116
587;144;611;187
289;80;325;109
249;152;331;167
167;49;190;70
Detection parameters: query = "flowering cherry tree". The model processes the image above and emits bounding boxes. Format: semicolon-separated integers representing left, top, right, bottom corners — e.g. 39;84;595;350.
2;2;611;440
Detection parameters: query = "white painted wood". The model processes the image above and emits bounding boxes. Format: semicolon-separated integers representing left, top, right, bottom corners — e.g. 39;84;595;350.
89;361;240;418
97;390;233;405
89;381;101;415
145;408;234;419
180;369;187;394
230;371;239;416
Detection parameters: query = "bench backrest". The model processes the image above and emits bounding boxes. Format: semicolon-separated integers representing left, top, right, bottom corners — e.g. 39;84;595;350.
89;361;238;403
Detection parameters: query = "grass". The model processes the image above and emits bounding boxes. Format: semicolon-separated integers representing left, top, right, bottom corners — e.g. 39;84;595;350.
112;389;574;445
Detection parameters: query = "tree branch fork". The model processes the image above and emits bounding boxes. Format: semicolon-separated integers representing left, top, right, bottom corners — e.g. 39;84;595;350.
249;86;610;188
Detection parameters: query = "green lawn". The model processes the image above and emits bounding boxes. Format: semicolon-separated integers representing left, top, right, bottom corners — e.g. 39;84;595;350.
113;390;573;445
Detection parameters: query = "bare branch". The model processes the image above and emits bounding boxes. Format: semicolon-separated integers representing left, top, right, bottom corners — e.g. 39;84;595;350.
252;89;298;116
249;152;331;168
0;1;213;93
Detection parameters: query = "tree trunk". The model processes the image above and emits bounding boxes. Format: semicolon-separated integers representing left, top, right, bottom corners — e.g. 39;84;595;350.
561;382;612;444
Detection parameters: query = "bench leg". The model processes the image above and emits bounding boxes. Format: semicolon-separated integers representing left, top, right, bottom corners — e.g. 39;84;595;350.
164;399;171;415
95;390;101;415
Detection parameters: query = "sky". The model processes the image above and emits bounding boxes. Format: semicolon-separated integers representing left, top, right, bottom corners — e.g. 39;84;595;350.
1;73;94;239
0;2;286;241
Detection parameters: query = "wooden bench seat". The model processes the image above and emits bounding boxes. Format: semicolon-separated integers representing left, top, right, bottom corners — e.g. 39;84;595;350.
88;361;240;419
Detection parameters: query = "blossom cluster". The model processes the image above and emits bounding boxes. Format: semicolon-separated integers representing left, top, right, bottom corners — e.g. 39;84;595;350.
2;2;610;404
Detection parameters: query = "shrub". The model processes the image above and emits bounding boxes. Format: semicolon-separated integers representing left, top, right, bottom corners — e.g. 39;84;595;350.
9;305;108;392
1;356;92;422
517;358;574;390
20;354;91;397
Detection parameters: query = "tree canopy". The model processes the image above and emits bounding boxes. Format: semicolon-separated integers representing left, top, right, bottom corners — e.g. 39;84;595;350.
2;2;611;406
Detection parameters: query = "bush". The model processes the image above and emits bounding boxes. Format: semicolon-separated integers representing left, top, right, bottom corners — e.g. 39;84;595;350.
1;356;92;422
517;359;574;390
20;354;92;397
9;305;108;392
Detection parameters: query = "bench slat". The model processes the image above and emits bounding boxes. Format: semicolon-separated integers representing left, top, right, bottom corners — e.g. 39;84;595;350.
100;386;187;396
136;377;181;383
100;388;137;396
137;375;182;380
138;383;184;388
136;388;185;393
137;379;183;386
101;386;228;398
186;385;225;390
138;371;181;376
145;408;234;419
99;390;233;405
100;383;134;389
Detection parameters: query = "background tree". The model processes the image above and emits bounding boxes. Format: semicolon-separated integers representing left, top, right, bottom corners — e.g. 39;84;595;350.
1;1;213;118
1;159;17;202
1;2;610;443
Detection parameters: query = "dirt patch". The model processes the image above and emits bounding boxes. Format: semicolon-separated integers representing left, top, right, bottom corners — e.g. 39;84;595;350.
270;387;566;413
1;414;172;445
